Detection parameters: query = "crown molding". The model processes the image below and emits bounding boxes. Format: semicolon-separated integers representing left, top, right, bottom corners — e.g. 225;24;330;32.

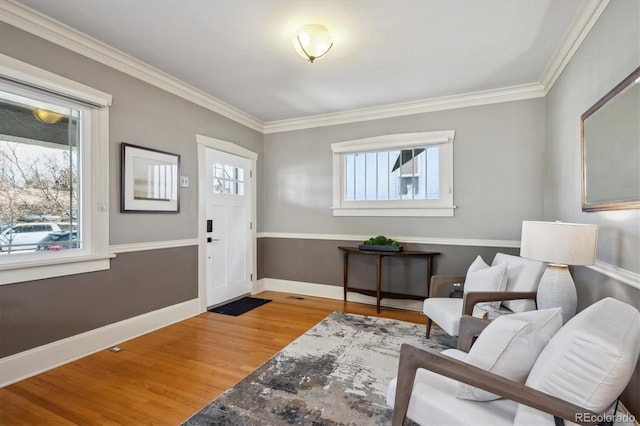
0;0;263;132
2;0;608;134
540;0;610;95
262;83;545;134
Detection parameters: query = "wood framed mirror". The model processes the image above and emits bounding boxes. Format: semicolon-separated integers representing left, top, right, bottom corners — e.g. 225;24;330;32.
581;66;640;212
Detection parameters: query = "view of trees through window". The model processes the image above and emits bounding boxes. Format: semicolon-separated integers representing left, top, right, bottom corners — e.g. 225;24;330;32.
0;89;80;254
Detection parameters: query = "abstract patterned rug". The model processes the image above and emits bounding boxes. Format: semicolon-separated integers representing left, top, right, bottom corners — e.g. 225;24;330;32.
182;312;456;426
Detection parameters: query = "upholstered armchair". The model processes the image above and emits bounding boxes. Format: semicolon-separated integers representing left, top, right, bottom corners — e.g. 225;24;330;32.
423;253;546;338
388;297;640;426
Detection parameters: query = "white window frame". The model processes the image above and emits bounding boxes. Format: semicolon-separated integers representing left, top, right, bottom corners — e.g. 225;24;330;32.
0;53;112;285
331;131;455;217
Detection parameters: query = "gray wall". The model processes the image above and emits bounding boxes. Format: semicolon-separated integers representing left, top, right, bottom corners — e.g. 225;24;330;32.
263;98;546;240
262;237;518;296
261;98;545;295
544;0;640;415
0;246;197;357
0;22;261;356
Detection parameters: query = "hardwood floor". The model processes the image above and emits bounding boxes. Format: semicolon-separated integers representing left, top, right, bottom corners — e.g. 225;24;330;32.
0;291;426;425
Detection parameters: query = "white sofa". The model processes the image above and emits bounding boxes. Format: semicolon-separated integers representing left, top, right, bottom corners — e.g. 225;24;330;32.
388;297;640;426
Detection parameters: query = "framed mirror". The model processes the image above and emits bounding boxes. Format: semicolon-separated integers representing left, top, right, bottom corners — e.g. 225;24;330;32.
581;66;640;212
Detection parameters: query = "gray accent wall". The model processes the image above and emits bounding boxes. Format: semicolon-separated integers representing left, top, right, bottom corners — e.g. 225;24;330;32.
262;237;518;296
263;98;546;240
544;0;640;416
0;246;197;357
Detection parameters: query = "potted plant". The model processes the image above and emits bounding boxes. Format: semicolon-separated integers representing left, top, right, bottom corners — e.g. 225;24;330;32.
358;235;403;252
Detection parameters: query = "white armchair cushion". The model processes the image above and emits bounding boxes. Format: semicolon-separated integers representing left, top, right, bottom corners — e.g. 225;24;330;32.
514;297;640;426
423;298;463;336
388;349;518;426
457;308;563;401
492;253;546;313
464;263;508;309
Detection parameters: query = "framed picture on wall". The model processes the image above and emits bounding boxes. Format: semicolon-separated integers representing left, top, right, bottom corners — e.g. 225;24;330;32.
121;143;180;213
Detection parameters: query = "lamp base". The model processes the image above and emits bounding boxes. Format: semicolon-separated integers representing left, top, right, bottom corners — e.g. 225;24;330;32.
536;264;577;324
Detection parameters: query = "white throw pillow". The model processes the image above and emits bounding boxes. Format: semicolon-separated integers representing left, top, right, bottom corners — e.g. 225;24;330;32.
467;255;489;275
457;307;563;401
463;263;508;309
492;253;546;313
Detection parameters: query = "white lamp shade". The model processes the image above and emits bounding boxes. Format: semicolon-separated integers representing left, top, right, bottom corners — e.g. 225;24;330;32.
520;221;598;266
293;24;333;62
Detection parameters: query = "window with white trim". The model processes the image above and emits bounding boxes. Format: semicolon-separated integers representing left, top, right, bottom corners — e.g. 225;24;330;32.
331;131;455;217
0;54;112;285
213;162;245;196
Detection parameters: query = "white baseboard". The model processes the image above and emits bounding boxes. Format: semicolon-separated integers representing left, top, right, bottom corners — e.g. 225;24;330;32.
258;278;424;312
0;298;200;387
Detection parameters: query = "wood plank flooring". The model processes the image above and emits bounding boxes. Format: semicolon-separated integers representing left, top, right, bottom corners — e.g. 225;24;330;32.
0;291;426;425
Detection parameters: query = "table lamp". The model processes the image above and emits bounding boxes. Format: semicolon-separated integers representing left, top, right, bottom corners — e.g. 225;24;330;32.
520;220;598;324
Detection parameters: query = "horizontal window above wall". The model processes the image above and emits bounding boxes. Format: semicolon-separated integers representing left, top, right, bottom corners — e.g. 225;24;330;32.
331;131;456;217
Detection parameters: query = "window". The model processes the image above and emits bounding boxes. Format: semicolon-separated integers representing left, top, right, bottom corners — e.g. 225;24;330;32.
0;53;112;284
213;162;245;195
331;131;455;217
0;89;81;254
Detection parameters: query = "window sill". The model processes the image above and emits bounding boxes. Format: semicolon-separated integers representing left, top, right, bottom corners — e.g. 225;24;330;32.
0;253;115;285
332;206;456;217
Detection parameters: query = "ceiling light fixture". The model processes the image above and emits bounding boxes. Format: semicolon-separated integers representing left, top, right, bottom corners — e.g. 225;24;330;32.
293;24;333;63
33;108;64;124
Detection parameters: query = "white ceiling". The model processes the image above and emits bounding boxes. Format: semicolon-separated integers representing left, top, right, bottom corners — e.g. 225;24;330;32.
14;0;585;124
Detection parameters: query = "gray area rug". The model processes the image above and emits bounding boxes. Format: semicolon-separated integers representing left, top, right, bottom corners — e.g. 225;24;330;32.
183;312;455;426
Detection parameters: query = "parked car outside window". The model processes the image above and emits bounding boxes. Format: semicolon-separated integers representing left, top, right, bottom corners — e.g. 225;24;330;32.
0;222;62;252
36;231;79;251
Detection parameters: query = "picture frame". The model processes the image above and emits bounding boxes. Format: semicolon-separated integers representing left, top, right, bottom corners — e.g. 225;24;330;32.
121;143;180;213
581;66;640;212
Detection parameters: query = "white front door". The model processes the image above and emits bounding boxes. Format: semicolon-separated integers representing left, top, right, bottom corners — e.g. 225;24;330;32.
204;147;253;307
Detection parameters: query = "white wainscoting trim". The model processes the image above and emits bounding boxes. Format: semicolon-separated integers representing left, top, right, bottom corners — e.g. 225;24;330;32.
259;278;424;312
257;232;520;248
109;239;198;254
0;298;200;387
588;261;640;290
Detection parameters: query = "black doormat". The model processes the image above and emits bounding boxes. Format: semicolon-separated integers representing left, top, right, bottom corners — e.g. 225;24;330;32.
208;297;271;316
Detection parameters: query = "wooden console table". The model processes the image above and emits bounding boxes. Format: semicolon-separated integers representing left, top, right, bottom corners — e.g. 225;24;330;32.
338;246;440;313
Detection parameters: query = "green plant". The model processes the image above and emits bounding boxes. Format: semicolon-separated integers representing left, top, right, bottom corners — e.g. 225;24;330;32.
362;235;400;246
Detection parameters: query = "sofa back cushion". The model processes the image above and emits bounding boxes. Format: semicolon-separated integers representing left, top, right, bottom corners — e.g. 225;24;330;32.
492;253;546;312
514;297;640;425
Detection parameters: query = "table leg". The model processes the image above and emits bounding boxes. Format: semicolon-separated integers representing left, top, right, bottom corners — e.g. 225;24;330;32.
426;256;433;298
343;251;349;302
376;254;382;313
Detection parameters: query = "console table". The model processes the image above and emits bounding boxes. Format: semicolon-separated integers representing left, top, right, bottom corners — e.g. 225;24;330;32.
338;246;440;313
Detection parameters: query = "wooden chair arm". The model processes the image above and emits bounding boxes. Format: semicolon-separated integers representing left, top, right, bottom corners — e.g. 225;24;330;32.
392;343;600;426
429;275;466;298
462;291;537;316
457;316;491;352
